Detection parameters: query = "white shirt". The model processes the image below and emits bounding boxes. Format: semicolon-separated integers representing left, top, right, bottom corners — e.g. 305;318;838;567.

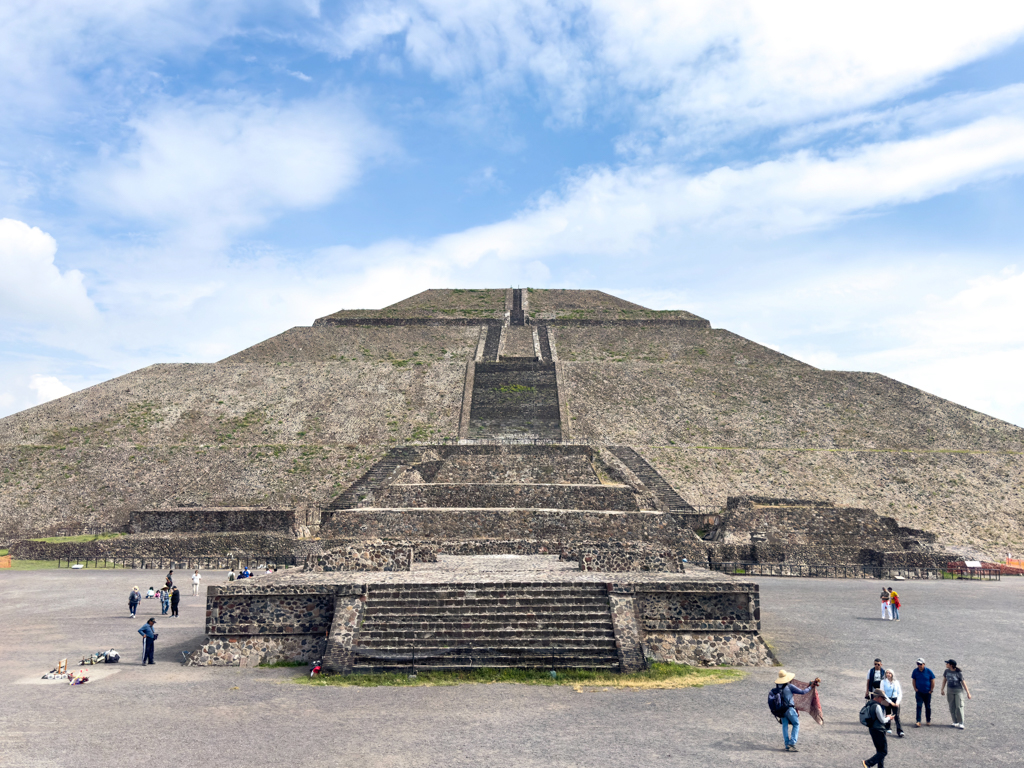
882;678;902;706
192;573;201;584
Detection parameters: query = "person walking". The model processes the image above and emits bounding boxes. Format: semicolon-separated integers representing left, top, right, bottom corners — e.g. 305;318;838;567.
138;618;158;665
191;570;202;597
862;689;894;768
888;588;901;621
882;669;906;737
159;586;170;615
911;658;935;726
941;659;972;729
170;586;180;617
879;587;892;620
770;669;820;752
866;659;886;698
128;586;141;618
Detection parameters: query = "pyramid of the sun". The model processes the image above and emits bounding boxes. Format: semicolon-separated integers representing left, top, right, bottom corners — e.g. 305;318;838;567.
1;288;1023;557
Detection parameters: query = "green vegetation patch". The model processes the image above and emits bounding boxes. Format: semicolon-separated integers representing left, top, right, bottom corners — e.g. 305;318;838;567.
28;533;123;544
494;384;535;393
299;663;742;689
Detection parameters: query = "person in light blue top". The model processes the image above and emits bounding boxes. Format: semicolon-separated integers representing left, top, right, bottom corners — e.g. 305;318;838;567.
882;669;905;737
772;669;819;752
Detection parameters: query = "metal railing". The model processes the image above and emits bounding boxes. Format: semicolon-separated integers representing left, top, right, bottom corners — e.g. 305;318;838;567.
709;561;1001;581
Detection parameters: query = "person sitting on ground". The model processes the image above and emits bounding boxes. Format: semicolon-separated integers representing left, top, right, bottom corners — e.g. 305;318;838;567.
882;669;905;737
146;587;155;599
772;669;820;752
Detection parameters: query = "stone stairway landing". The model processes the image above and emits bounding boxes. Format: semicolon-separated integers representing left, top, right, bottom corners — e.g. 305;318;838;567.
469;361;561;441
351;581;620;672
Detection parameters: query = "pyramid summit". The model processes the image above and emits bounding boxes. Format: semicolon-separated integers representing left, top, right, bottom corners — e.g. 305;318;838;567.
1;287;1022;559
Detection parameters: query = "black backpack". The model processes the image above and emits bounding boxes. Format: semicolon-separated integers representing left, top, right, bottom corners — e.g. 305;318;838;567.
768;686;788;718
859;702;877;728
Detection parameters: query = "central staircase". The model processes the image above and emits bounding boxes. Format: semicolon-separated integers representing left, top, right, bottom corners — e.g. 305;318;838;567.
351;581;620;672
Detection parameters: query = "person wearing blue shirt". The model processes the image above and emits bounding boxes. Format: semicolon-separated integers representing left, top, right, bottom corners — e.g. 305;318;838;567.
911;658;936;726
772;669;819;752
138;618;158;665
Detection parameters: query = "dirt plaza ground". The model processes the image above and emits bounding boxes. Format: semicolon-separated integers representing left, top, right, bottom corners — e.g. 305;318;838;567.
1;568;1020;768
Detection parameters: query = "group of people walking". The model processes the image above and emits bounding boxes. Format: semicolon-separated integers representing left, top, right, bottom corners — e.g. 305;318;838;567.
861;657;972;766
126;570;206;664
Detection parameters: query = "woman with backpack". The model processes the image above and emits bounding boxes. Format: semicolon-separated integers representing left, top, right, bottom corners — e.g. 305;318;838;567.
862;689;895;767
769;669;820;752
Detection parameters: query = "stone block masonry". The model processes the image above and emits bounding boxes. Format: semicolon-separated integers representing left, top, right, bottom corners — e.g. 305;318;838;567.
129;507;315;535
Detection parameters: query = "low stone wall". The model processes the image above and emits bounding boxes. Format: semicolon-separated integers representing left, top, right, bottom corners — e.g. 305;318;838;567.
643;631;775;667
373;483;639;511
575;546;688;573
304;544;413;572
129;507;312;535
432;453;599;484
9;532;316;563
187;634;328;667
324;508;693;544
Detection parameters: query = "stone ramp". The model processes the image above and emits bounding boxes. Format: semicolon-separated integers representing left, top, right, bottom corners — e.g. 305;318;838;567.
351;581;621;672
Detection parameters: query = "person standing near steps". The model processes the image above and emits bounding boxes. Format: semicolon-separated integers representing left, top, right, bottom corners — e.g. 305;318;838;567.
191;570;202;597
911;658;935;726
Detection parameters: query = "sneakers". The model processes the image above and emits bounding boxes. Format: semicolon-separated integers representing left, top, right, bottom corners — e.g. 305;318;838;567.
898;732;905;738
957;723;965;729
886;730;892;734
788;746;798;752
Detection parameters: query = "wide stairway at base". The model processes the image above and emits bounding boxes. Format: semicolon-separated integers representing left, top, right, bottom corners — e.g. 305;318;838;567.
352;581;620;672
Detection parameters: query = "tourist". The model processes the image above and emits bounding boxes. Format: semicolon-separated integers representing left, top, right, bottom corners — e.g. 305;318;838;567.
170;586;180;617
940;660;972;729
882;669;905;737
879;587;892;620
160;586;169;615
145;586;155;599
862;689;894;767
888;587;901;621
191;570;202;596
911;658;935;726
227;569;236;581
128;586;141;618
866;658;886;698
165;570;174;589
771;669;819;752
138;618;158;665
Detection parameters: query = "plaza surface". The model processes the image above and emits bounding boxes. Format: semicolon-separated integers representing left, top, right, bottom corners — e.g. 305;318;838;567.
1;567;1018;768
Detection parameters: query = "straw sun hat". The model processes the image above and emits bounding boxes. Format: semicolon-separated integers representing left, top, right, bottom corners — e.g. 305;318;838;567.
775;670;796;684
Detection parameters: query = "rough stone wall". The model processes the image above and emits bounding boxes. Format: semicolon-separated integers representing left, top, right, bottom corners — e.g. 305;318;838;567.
221;325;480;364
638;589;757;632
372;484;640;511
322;594;366;673
304;544;412;572
323;508;693;544
643;631;775;667
8;532;318;562
643;446;1024;558
432;454;599;484
575;546;688;572
129;508;307;535
608;592;645;673
185;634;328;667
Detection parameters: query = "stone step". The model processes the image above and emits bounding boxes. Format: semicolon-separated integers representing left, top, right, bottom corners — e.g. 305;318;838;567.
364;604;611;616
362;624;614;637
351;660;620;672
355;642;617;654
608;446;694;513
360;632;616;644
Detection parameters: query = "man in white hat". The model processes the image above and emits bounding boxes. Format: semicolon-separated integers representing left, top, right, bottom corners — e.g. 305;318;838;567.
863;689;894;767
771;669;819;752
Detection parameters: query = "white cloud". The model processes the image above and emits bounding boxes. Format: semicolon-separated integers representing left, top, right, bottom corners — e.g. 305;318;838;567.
0;218;96;325
77;95;393;241
29;374;73;405
332;0;1024;136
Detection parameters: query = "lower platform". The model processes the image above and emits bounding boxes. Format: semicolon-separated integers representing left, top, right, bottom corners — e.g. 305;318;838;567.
186;556;775;672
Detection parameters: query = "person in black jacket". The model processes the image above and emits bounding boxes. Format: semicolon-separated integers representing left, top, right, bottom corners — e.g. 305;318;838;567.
170;586;180;617
864;689;894;767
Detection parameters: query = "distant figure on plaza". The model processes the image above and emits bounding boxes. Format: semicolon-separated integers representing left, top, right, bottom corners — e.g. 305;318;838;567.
862;689;894;768
159;586;169;615
879;587;892;620
941;660;972;729
227;569;236;581
882;669;905;737
165;570;174;589
769;669;820;752
911;658;935;726
191;570;202;596
128;586;141;618
884;593;901;622
138;618;158;665
866;658;886;698
145;586;155;599
170;586;180;617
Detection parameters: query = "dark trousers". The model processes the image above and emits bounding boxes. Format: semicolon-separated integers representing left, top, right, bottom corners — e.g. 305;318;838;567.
143;638;155;665
886;704;903;734
171;602;179;617
916;691;932;723
865;728;887;767
129;602;137;617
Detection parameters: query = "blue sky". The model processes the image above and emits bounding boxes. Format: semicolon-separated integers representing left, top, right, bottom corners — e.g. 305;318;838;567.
3;1;1024;426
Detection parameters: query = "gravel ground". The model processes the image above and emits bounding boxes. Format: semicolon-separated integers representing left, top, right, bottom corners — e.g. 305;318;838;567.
1;569;1019;768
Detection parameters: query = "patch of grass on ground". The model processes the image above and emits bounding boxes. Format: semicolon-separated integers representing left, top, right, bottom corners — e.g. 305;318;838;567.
299;663;742;689
259;659;308;668
4;558;62;570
